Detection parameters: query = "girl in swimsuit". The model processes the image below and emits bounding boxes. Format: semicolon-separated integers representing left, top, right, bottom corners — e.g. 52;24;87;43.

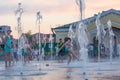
60;37;79;64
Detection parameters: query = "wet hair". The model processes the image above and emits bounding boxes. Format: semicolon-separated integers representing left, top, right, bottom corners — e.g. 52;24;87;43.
59;38;62;40
64;37;71;42
7;30;12;33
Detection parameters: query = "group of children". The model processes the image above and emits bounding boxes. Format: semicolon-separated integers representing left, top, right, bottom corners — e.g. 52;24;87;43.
21;37;80;65
3;29;34;67
4;29;18;68
3;29;80;68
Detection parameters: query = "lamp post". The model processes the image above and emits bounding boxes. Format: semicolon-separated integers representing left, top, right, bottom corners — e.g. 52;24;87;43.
36;11;42;59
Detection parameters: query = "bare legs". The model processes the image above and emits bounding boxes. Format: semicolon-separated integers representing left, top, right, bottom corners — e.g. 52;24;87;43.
5;53;11;68
67;49;79;64
67;52;72;64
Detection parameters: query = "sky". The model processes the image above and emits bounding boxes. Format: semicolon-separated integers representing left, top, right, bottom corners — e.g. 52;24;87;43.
0;0;120;38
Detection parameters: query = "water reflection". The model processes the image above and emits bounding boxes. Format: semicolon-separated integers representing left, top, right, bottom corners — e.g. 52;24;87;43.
64;68;81;80
65;68;73;80
0;61;120;80
21;77;27;80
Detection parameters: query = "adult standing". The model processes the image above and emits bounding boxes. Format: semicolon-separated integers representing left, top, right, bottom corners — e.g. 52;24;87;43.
4;29;12;68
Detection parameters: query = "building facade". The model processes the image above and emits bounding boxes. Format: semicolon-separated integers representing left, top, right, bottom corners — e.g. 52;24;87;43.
0;25;11;35
53;9;120;56
53;9;120;44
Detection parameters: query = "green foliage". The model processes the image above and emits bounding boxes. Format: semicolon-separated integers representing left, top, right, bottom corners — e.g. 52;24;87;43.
24;30;32;44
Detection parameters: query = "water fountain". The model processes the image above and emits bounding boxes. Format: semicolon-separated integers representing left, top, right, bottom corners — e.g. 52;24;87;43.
118;44;120;59
20;34;26;62
49;34;54;60
76;0;89;80
76;0;85;20
2;10;46;75
77;22;88;80
1;1;120;80
15;3;24;75
95;13;106;70
68;25;75;42
41;34;46;60
0;37;2;43
13;3;45;76
107;20;114;64
36;11;42;59
36;11;44;72
15;2;23;60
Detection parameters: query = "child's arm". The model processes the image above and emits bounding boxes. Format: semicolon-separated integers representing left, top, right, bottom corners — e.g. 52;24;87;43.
58;43;66;52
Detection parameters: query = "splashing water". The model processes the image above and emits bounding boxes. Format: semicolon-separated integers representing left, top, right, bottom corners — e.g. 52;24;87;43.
41;48;45;60
77;22;88;72
15;3;23;18
41;34;46;60
15;3;24;57
43;34;46;47
77;22;88;80
68;25;75;41
49;34;54;59
36;11;42;58
75;0;89;80
15;3;24;75
76;0;85;20
36;11;42;24
0;37;2;43
77;22;88;64
77;22;88;48
96;13;106;63
107;20;114;64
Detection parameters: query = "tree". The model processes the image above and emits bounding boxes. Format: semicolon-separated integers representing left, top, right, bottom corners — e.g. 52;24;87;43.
24;30;32;44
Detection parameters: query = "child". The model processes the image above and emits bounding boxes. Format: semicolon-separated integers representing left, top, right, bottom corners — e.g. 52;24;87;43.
59;37;79;64
4;29;12;68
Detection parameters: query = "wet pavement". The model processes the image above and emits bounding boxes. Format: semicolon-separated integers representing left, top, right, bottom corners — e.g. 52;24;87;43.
0;59;120;80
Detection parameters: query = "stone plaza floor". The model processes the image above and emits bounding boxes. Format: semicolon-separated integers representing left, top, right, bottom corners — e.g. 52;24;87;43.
0;58;120;80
